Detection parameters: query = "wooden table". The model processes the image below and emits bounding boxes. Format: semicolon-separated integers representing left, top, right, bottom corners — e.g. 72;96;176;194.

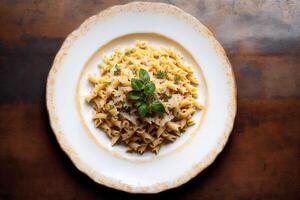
0;1;299;199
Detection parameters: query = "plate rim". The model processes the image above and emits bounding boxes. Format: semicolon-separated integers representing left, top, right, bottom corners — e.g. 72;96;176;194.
46;1;237;193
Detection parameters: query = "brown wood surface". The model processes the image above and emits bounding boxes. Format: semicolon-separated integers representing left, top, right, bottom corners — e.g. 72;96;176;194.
0;0;299;199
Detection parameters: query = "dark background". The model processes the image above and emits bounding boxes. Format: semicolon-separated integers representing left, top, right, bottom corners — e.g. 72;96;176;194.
0;0;299;199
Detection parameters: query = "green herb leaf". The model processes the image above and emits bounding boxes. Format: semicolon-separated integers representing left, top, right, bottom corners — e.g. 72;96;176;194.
131;78;144;91
126;69;166;117
188;121;195;126
120;102;130;112
132;69;137;75
106;112;112;119
113;64;121;76
143;81;155;96
156;70;166;79
161;94;171;102
150;100;165;113
128;91;141;100
139;69;150;82
109;105;114;110
174;75;180;82
135;101;143;107
138;103;148;117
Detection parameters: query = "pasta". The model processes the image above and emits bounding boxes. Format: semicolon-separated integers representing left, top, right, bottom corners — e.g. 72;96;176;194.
86;41;204;154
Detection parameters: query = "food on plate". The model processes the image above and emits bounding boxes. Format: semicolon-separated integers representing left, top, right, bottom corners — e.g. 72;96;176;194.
86;41;203;154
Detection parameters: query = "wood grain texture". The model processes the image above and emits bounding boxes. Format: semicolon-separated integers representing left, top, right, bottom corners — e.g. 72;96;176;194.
0;0;299;199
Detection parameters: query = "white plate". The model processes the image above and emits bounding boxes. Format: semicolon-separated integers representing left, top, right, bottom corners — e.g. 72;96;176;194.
46;2;236;193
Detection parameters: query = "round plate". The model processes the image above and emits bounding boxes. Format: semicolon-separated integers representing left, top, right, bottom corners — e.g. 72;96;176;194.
46;2;236;193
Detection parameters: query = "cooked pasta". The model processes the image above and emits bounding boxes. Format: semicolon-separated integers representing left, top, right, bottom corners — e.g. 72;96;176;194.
86;41;204;154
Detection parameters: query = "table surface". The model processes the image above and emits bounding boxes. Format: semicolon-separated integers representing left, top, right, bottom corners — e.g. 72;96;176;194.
0;0;299;199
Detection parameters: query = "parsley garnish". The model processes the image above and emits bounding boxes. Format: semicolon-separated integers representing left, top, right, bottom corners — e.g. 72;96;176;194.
156;70;166;79
106;112;112;119
161;94;171;102
113;64;121;76
120;102;130;112
174;75;181;82
188;121;195;126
